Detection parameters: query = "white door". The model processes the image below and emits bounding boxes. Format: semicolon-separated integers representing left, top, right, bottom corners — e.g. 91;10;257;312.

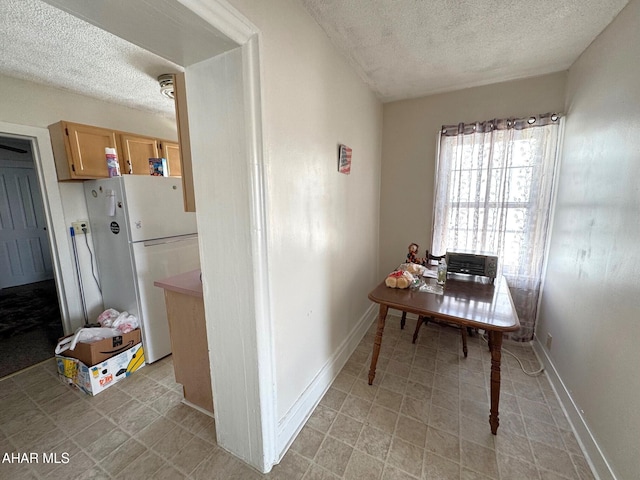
0;165;53;288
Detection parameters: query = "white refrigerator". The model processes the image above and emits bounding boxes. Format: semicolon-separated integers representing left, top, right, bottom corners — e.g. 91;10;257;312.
84;176;200;363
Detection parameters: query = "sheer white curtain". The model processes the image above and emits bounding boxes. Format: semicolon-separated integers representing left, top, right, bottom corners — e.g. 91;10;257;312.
432;114;561;341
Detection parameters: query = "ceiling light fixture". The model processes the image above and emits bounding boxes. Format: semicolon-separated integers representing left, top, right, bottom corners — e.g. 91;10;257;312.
158;74;175;99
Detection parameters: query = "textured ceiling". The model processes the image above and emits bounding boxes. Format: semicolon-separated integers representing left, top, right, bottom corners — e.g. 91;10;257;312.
0;0;185;118
302;0;630;101
0;0;630;117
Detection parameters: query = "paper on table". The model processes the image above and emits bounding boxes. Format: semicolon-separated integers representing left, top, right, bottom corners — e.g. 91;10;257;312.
422;269;438;278
419;283;444;295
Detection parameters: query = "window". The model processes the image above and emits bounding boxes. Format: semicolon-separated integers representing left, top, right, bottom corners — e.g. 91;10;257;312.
432;114;561;340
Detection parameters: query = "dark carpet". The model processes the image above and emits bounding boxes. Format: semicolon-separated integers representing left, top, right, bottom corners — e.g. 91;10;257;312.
0;280;64;378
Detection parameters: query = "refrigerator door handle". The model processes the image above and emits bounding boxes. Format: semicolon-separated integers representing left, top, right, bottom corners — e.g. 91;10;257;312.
142;233;198;247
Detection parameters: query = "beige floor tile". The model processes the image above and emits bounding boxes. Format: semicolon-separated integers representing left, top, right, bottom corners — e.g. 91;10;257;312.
0;324;595;480
169;434;215;475
350;379;378;402
84;428;130;462
328;413;363;446
355;424;392;460
386;360;412;378
290;425;325;459
72;416;117;449
530;440;578;478
387;437;424;478
460;466;495;479
459;415;496;450
320;387;348;411
343;449;384;480
395;414;427;447
460;439;499;479
148;388;183;415
428;403;459;435
113;450;165;479
497;455;541;480
265;450;310;480
148;463;189;480
426;426;460;463
367;404;399;435
314;436;354;476
150;423;194;458
332;371;357;393
112;398;160;435
400;396;430;423
341;394;373;422
423;451;461;479
494;430;535;464
302;463;341;479
380;372;408;394
381;464;420;480
374;387;403;411
307;404;338;433
99;437;146;476
134;416;177;448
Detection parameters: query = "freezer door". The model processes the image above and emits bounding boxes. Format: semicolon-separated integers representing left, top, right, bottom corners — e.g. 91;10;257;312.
121;176;197;242
131;234;200;363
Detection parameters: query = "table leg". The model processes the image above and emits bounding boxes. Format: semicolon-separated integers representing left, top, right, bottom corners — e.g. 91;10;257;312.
368;304;389;385
488;330;503;434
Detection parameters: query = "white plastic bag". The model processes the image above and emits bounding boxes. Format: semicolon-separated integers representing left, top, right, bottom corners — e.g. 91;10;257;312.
54;327;120;355
111;311;139;333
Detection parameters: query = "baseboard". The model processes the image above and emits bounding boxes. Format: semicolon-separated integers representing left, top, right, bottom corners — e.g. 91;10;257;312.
532;337;616;480
275;303;378;460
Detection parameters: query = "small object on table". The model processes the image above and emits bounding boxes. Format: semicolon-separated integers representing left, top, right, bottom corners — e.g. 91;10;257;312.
385;270;414;289
407;243;426;265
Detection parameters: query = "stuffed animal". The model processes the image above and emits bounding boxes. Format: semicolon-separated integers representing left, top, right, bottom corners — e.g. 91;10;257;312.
407;243;426;265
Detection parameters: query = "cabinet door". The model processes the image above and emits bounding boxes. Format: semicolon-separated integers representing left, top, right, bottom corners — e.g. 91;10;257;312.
160;141;181;177
63;123;119;179
120;134;160;175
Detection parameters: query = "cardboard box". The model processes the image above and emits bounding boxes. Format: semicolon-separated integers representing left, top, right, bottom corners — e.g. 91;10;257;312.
56;343;145;396
59;329;141;366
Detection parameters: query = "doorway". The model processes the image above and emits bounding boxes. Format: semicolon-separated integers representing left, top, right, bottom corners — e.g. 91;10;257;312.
0;135;64;377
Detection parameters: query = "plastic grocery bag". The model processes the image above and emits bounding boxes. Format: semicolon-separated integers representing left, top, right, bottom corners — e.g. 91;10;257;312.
54;327;120;354
97;308;139;333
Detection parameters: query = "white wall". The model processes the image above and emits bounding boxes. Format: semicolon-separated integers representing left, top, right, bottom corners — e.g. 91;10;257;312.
229;0;383;437
380;73;567;277
536;1;640;478
0;74;177;330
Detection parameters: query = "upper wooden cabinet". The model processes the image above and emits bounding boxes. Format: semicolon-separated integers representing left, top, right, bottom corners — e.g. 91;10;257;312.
49;122;121;180
160;141;182;177
119;134;182;177
119;134;160;175
49;122;182;181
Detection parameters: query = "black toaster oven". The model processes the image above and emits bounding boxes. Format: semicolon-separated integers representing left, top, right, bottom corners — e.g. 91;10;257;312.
445;251;499;282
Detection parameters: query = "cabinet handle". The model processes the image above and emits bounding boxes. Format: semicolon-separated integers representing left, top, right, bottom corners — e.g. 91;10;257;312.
127;160;132;174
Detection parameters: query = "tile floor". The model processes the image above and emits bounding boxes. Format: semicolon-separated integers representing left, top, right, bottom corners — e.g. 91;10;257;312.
0;319;594;480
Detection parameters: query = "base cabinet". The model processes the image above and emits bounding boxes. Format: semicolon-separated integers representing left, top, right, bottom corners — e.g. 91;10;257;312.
155;270;213;415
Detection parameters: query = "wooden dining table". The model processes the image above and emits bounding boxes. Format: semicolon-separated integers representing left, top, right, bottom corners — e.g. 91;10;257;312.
367;273;520;434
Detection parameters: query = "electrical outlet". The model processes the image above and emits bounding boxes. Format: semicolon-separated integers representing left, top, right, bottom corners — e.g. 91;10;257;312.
546;333;553;350
72;220;90;235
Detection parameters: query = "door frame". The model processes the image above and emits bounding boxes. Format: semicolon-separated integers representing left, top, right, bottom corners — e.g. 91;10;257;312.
0;122;76;335
177;2;278;471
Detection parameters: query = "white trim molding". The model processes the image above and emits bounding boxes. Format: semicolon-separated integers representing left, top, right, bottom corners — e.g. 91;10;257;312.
276;304;378;459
